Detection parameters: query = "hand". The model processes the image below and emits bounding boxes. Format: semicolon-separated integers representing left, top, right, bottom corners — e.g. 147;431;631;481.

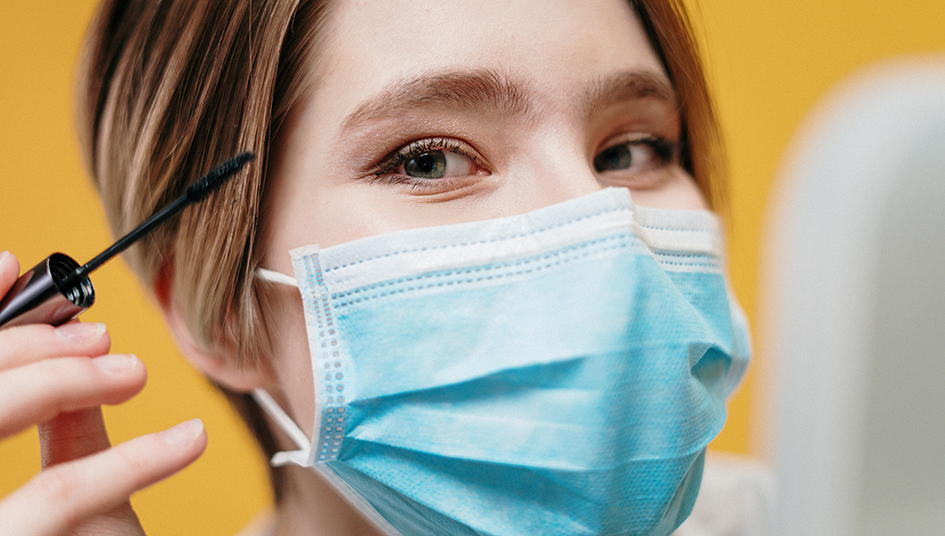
0;251;208;535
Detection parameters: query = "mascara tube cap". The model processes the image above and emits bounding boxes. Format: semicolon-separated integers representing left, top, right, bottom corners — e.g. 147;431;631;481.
0;253;95;329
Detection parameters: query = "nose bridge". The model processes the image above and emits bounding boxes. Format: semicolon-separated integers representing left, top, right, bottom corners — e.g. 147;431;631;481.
509;131;606;212
535;162;604;206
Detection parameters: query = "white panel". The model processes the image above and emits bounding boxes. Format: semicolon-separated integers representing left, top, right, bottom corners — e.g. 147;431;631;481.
763;58;945;536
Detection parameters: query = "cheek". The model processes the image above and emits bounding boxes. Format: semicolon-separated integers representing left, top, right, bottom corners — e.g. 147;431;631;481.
263;286;316;436
628;168;708;211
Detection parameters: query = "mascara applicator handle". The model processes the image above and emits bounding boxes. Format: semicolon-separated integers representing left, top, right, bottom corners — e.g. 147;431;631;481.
0;151;251;330
0;253;95;329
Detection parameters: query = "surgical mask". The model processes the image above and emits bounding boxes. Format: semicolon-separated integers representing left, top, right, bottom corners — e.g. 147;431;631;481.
255;187;750;536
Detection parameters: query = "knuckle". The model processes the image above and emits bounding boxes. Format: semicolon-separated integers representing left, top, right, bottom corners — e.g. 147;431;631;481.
34;355;63;376
31;465;78;507
0;324;52;359
30;358;97;414
34;357;80;387
16;323;58;344
115;441;152;480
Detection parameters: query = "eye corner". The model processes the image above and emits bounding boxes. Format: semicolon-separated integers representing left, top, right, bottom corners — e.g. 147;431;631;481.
592;135;679;174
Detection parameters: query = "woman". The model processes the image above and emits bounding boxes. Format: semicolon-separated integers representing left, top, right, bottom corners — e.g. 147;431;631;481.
0;0;751;534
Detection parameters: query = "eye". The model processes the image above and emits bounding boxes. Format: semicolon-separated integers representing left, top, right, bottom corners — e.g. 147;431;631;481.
399;150;475;179
593;137;675;174
378;137;487;183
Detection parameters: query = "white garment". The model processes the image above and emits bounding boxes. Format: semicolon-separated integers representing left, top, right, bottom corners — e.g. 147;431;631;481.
235;452;774;536
672;452;775;536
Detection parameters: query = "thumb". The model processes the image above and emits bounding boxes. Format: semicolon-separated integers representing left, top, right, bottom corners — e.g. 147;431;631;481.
39;407;146;534
39;407;111;467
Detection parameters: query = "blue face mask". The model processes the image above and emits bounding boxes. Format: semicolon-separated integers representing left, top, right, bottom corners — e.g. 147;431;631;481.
255;188;750;536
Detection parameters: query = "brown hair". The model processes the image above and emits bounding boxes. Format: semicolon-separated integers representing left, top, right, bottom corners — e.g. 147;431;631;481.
632;0;726;211
76;0;332;499
76;0;723;499
76;0;333;361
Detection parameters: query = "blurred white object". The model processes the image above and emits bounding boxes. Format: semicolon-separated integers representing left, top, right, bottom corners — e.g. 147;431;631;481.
673;452;775;536
764;57;945;536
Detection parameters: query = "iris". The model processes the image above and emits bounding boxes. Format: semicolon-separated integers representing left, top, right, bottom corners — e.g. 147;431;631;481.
405;151;447;179
594;144;634;172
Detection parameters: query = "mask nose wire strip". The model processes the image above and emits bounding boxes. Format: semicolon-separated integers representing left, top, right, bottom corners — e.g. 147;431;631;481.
252;388;311;452
257;268;299;287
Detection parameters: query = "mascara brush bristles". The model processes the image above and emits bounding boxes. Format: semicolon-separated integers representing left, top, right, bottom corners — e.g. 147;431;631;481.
63;151;255;287
187;151;255;202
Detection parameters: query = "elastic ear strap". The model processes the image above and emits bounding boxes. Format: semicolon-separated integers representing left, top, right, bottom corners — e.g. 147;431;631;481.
252;388;312;467
257;268;299;287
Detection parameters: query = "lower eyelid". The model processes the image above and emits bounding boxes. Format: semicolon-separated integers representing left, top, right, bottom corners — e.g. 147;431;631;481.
369;174;483;197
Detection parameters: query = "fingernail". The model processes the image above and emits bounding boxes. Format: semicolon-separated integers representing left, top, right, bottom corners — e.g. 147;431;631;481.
160;418;204;447
56;322;106;342
93;353;138;373
0;251;9;267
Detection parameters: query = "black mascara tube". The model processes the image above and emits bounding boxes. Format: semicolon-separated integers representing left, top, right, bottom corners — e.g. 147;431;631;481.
0;253;94;328
0;151;253;330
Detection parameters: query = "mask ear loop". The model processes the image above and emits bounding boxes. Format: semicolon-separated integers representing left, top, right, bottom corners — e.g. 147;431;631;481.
252;388;313;467
254;266;406;535
253;268;310;466
257;267;299;287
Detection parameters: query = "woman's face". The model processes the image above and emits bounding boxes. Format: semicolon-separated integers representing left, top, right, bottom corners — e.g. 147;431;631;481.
261;0;706;429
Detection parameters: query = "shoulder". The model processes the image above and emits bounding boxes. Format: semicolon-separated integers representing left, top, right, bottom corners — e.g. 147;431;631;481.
235;509;275;536
672;452;776;536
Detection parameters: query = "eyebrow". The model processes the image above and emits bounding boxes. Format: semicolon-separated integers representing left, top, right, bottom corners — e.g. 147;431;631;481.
584;71;677;121
340;69;533;135
339;68;676;136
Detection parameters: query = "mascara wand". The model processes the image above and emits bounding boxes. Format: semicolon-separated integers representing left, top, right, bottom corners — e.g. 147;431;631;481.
0;151;254;329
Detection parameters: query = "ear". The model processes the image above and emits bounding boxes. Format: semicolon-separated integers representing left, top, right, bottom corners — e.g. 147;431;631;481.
154;262;274;392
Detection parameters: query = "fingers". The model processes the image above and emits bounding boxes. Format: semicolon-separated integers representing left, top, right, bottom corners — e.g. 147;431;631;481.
0;352;146;439
0;251;195;535
0;319;125;440
0;419;207;536
0;322;112;371
37;409;147;534
0;250;21;297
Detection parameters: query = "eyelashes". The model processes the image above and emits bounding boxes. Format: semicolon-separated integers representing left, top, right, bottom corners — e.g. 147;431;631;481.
593;136;677;174
367;133;679;191
374;138;485;183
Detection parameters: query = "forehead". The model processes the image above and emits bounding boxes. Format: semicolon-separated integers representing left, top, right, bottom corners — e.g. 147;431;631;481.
313;0;667;118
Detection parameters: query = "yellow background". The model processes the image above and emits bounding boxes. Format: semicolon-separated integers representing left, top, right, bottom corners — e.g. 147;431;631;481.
1;1;943;534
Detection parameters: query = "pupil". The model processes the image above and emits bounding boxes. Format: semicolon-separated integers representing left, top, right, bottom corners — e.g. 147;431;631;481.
593;145;632;172
405;151;447;179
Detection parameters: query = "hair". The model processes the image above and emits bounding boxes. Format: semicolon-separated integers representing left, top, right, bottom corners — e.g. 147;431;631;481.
634;0;725;211
76;0;723;500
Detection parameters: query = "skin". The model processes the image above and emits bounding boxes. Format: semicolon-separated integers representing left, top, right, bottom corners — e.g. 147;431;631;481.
0;0;707;534
0;251;207;535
